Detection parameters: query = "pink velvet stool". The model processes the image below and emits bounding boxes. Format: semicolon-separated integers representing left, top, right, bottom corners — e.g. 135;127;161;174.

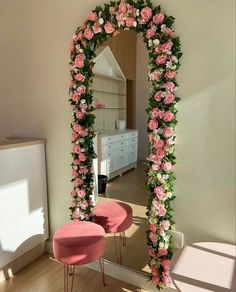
53;221;105;292
93;201;133;264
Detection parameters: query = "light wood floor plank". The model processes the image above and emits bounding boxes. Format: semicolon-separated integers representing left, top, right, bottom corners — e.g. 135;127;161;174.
0;254;146;292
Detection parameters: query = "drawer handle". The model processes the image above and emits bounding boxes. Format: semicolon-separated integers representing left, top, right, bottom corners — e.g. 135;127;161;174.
108;145;111;148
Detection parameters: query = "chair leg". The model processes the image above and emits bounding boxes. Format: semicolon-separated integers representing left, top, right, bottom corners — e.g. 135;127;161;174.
119;233;123;265
99;258;106;287
113;233;119;264
64;264;69;292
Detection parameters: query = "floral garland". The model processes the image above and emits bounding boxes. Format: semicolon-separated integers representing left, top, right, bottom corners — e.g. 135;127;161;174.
68;0;182;290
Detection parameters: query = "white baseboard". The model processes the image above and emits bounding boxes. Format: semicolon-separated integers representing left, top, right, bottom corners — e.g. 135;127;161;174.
46;240;175;291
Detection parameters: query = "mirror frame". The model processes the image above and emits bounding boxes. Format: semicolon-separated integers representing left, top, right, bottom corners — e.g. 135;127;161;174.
68;0;182;289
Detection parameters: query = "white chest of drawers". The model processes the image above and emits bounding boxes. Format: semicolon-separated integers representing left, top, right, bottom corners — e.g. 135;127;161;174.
98;130;138;179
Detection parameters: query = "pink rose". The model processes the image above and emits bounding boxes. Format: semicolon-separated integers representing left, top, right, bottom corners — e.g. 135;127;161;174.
158;110;165;119
74;73;85;82
161;40;173;52
158;248;168;256
109;6;117;15
74;178;84;186
152;164;160;171
164;93;175;104
165;71;177;79
156;55;167;65
118;1;127;14
162;220;170;230
166;138;175;146
80;201;89;210
116;13;125;27
161;259;170;271
152;276;160;286
153;13;164;25
150;70;162;81
74;56;85;68
73;159;80;165
140;7;152;24
79;152;86;162
77;85;86;95
161;162;173;171
151;108;159;119
170;55;178;63
149;232;157;244
163;81;176;93
151;265;159;276
154;186;167;201
92;24;102;34
71;190;77;197
154;91;162;101
84;27;94;40
72;145;81;154
152;200;167;217
77;189;86;198
72;169;78;178
72;91;80;102
164;127;173;137
104;22;115;34
148;247;156;257
71;131;79;141
156;149;165;160
79;165;88;175
73;124;82;133
76;111;85;120
149;224;157;233
73;210;80;219
149;119;158;130
147;153;161;164
126;17;135;28
161;25;174;36
163;111;174;122
154;139;164;149
88;12;98;22
73;32;83;41
146;28;155;39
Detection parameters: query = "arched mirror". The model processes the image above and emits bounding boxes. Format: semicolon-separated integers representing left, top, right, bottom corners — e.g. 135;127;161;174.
69;0;182;289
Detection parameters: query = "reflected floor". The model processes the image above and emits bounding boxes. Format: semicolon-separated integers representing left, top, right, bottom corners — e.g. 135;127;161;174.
97;161;150;275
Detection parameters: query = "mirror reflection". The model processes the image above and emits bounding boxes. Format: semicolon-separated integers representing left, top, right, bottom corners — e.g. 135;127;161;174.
92;31;150;274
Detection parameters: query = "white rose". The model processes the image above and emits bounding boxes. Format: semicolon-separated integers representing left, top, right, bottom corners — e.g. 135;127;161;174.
136;9;140;16
159;242;164;248
81;99;86;104
153;39;160;46
79;48;84;53
148;40;153;47
98;18;104;25
167;192;172;198
133;21;137;27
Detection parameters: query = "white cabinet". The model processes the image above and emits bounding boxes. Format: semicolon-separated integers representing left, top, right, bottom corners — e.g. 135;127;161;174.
98;130;138;179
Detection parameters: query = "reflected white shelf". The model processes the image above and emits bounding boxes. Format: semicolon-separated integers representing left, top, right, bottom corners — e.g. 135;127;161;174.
93;89;126;95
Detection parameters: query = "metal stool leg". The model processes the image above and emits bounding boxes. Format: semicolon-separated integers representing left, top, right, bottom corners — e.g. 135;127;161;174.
113;233;119;264
99;258;106;287
64;264;69;292
70;266;75;292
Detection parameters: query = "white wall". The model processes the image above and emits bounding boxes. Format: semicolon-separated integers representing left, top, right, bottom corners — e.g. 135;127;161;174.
136;0;236;244
0;0;235;245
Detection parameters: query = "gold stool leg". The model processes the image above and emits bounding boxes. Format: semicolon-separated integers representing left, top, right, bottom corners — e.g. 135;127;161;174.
99;258;106;287
64;264;69;292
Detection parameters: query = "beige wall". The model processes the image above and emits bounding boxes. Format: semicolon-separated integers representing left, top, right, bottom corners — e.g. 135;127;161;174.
136;0;236;244
0;0;235;245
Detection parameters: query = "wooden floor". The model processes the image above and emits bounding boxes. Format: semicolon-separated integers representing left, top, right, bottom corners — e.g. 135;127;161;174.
97;161;150;274
0;254;145;292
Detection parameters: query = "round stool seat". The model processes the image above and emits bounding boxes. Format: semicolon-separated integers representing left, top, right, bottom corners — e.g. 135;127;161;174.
53;221;105;265
93;201;133;233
